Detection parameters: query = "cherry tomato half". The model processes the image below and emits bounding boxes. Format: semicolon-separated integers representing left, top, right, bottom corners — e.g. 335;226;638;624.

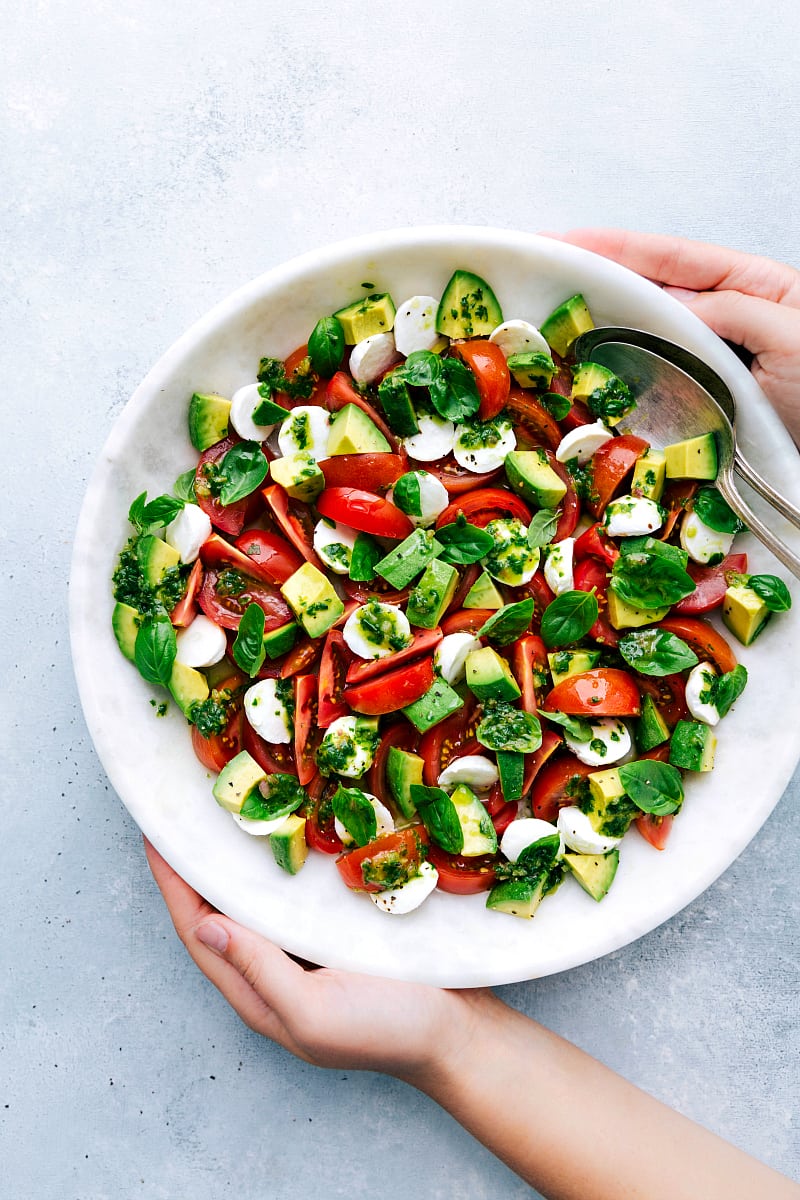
318;453;408;494
672;553;747;615
657;616;738;675
294;674;319;786
318;630;351;728
454;340;511;421
530;754;595;822
504;388;562;451
305;775;344;854
574;522;620;567
436;487;532;530
544;668;641;717
171;558;204;627
261;484;321;567
242;716;298;776
587;434;649;518
317;487;414;540
197;563;293;633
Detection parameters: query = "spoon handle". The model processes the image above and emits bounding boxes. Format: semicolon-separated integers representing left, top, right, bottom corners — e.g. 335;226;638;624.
718;475;800;580
734;450;800;530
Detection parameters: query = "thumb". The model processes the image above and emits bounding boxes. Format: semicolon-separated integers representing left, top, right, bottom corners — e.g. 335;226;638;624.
196;917;306;1014
665;286;800;359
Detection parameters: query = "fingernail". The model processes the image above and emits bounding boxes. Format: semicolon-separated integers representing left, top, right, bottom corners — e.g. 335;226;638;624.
196;920;229;953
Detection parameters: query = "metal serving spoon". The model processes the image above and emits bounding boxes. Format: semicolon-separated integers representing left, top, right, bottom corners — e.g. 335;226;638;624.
572;327;800;579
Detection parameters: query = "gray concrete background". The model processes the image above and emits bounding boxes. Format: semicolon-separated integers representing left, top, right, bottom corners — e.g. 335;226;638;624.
3;2;799;1196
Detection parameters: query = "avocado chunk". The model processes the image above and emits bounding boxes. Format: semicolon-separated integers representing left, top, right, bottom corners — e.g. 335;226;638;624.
334;293;396;344
669;720;716;772
506;351;556;390
402;677;463;732
619;536;688;569
664;433;718;481
635;693;670;751
547;648;601;686
112;601;141;661
212;750;267;814
571;362;635;426
563;849;619;901
269;454;325;503
262;621;298;659
540;294;594;358
584;770;638;838
496;749;524;801
463;571;504;610
137;534;181;589
270;813;309;875
436;270;503;339
465;646;521;702
168;661;210;716
486;874;550;919
631;448;667;502
378;374;419;437
188;392;231;451
505;448;567;509
327;403;392;455
406;559;458;628
375;528;442;589
385;747;423;820
722;582;771;645
449;784;498;856
607;589;670;630
281;562;345;638
587;767;626;808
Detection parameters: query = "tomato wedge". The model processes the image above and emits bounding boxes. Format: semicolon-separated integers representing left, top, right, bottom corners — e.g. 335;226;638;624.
636;675;688;729
544;668;641;717
524;572;556;633
305;775;344;854
326;372;401;451
419;693;479;785
505;388;562;450
441;608;496;635
436;487;532;530
233;529;304;585
262;484;321;567
190;677;245;771
294;674;319;786
574;522;620;567
336;827;428;893
547;454;581;540
426;845;498;894
171;558;204;627
317;487;414;540
194;437;264;536
346;629;443;684
242;717;298;776
633;745;674;848
344;656;435;716
318;630;351;728
273;344;327;407
424;459;503;495
512;634;548;714
318;453;408;493
672;553;747;615
522;728;564;797
657;616;738;674
561;399;593;431
341;576;411;606
586;434;649;518
660;480;698;540
531;754;595;822
280;636;323;678
573;557;618;647
454;340;511;421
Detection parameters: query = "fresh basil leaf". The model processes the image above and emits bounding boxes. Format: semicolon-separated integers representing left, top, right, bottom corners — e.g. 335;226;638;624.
429;358;481;422
539;392;572;421
540;590;598;647
252;385;291;426
128;491;148;531
476;702;542;753
174;469;197;503
392;472;422;517
217;441;270;506
307;315;345;377
232;602;266;677
527;509;561;548
140;494;184;529
134;612;177;686
618;629;698;676
399;349;443;388
712;664;748;717
692;487;745;534
240;774;306;821
610;552;696;610
517;833;562;877
619;760;683;816
479;599;535;646
748;574;792;613
539;710;594;741
436;513;495;565
331;785;378;848
409;784;463;854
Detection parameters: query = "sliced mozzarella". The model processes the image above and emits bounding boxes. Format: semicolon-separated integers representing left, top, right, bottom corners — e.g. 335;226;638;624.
318;715;376;778
229;382;280;441
680;510;735;565
563;718;631;766
349;332;402;384
501;817;564;861
604;495;663;538
558;806;622;855
483;518;540;585
277;405;331;460
403;414;456;462
555;421;614;465
165;502;212;564
453;418;516;473
685;660;721;726
313;518;359;575
243;678;292;745
388;470;449;528
394;296;445;356
489;319;550;358
438;754;499;792
334;792;395;847
370;860;439;914
231;810;292;838
175;613;227;668
544;537;575;595
342;602;412;660
434;631;483;685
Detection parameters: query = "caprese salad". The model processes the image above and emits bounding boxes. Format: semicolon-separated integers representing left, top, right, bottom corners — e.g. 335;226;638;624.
111;270;792;919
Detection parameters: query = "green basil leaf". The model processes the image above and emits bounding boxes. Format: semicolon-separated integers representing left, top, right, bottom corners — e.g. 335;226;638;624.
476;702;542;753
134;612;177;686
409;784;464;854
174;469;197;503
540;590;598;647
610;552;696;609
128;491;148;531
141;494;184;529
252;385;291;426
349;532;382;582
218;441;270;506
539;710;594;741
527;509;561;548
399;349;443;387
307;315;346;377
712;664;748;717
232;602;266;677
331;785;378;848
240;774;306;821
748;574;792;613
436;513;495;565
516;833;562;877
479;599;535;647
618;629;698;676
539;392;572;421
391;472;422;517
429;358;481;422
619;760;683;816
692;487;745;534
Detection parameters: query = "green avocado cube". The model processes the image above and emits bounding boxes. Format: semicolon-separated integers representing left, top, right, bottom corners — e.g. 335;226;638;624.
212;750;267;814
563;849;619;901
168;661;210;717
281;562;344;637
465;646;521;702
505;448;567;509
547;648;601;686
269;454;325;503
406;559;458;628
540;294;594;358
402;677;464;732
270;814;309;875
722;583;771;646
385;747;424;820
664;433;718;481
327;403;391;455
188;392;231;451
463;571;504;610
334;293;396;344
631;448;667;502
375;529;442;589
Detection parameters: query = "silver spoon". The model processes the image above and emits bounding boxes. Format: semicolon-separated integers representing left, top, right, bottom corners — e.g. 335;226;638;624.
571;328;800;580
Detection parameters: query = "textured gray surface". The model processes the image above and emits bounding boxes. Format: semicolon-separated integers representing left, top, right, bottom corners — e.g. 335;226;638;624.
3;2;799;1197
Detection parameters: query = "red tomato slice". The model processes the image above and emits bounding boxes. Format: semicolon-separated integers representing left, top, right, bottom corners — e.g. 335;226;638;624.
491;800;519;837
261;484;321;567
524;572;556;634
280;637;323;678
369;721;420;807
512;634;548;714
636;813;674;850
345;629;443;684
530;754;595;822
317;487;414;540
318;453;408;493
547;453;581;541
171;558;204;627
672;553;748;614
194;437;264;536
294;674;319;786
574;522;620;567
426;845;498;894
326;372;401;451
276;344;327;407
505;388;562;451
522;728;564;797
423;459;503;495
305;775;344;854
436;487;532;530
197;564;294;632
201;532;293;586
659;480;698;540
441;608;496;635
544;668;641;717
341;577;411;606
454;340;511;421
548;351;573;397
573;557;619;648
242;715;298;776
344;656;435;716
233;529;304;585
336;827;428;893
657;616;738;674
561;399;594;431
318;630;351;728
636;675;688;729
419;693;479;785
587;434;649;518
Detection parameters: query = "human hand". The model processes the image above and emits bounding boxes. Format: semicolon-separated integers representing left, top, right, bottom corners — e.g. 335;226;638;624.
550;229;800;445
143;837;488;1084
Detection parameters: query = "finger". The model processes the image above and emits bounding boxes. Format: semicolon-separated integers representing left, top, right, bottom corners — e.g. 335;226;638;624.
550;229;800;307
195;916;308;1015
667;286;800;358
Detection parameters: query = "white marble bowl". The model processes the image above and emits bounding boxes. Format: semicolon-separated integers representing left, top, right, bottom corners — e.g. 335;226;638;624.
70;226;800;985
